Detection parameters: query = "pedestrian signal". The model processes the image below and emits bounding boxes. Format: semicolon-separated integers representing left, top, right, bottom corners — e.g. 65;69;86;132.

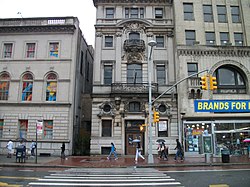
153;111;160;123
200;76;208;90
209;75;217;90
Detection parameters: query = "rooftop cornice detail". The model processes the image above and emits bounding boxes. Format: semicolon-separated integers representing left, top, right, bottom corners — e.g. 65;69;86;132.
177;46;250;57
93;0;172;7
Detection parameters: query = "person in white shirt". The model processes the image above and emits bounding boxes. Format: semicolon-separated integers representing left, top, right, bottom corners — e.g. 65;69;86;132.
6;140;14;158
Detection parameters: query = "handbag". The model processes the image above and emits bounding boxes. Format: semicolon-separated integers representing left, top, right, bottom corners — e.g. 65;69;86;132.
160;146;165;151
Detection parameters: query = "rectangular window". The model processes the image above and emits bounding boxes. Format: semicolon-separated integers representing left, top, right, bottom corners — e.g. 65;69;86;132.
155;8;163;19
125;7;144;18
217;5;227;23
158;121;168;137
104;65;112;85
205;32;216;45
26;43;35;58
231;6;240;23
3;43;13;58
156;36;164;48
127;64;142;83
44;120;53;139
185;30;196;45
203;5;213;22
102;120;112;137
49;42;59;58
184;3;194;21
105;36;113;47
157;65;166;85
22;82;33;101
0;120;3;138
106;8;114;18
220;32;229;45
46;81;57;101
0;74;10;100
19;120;28;139
187;63;198;76
234;33;243;46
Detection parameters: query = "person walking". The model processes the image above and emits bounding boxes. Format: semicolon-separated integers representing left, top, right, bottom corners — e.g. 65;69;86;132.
135;142;145;163
160;142;168;160
30;140;36;157
174;139;184;161
107;142;118;160
6;140;14;158
61;142;65;159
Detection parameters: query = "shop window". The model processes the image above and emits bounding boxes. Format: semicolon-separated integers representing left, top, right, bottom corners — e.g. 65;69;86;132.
43;120;53;139
158;121;168;137
3;43;13;58
49;42;59;58
46;73;57;101
0;119;3;138
19;120;28;138
214;65;246;94
102;120;112;137
127;64;142;83
26;43;36;58
129;102;140;112
0;73;10;100
21;73;33;101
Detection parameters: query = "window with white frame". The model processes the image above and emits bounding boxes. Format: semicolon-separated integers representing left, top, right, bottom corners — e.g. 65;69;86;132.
0;73;10;100
217;5;227;23
156;65;166;85
26;43;36;58
156;36;164;48
104;36;113;47
184;3;194;21
21;73;33;101
43;120;53;139
46;73;57;101
49;42;59;58
203;5;213;22
3;43;13;58
102;120;112;137
125;7;144;18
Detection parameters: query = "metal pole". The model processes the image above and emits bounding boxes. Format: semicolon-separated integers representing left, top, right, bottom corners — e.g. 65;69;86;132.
147;40;157;164
35;121;38;164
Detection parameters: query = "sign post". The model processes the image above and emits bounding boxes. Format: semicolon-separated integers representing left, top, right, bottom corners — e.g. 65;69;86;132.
36;120;43;164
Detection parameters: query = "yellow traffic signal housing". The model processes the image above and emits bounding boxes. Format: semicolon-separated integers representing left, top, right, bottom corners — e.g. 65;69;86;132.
153;111;160;123
200;76;208;90
209;75;217;90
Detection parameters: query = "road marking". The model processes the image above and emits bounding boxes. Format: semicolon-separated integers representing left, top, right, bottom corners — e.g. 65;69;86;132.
209;185;229;187
164;168;250;173
0;182;22;187
18;169;34;172
0;176;39;180
38;178;176;182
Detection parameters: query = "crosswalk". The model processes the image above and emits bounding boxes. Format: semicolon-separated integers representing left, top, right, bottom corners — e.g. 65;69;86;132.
28;168;183;186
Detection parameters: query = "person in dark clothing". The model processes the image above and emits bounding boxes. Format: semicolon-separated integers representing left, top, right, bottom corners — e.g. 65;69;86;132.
61;142;65;159
174;139;183;161
160;142;168;160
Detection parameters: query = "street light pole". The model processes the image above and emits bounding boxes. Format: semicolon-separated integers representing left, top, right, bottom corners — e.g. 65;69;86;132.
147;40;157;164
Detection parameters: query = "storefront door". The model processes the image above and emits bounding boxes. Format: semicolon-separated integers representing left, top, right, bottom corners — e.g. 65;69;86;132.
125;120;144;155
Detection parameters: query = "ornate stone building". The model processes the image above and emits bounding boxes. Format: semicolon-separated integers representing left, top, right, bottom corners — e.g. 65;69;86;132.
0;17;93;155
91;0;177;155
174;0;250;156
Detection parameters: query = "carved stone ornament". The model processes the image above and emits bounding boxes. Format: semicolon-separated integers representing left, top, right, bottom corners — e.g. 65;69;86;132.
126;52;144;63
97;101;115;118
123;22;146;34
96;32;103;37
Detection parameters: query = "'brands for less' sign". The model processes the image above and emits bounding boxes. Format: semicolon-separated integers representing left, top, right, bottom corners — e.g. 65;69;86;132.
194;100;250;113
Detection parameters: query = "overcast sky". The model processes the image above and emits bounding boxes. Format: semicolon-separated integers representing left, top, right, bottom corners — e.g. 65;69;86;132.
0;0;96;46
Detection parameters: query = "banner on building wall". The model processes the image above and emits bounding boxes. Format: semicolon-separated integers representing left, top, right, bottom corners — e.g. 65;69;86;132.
194;100;250;113
36;120;43;135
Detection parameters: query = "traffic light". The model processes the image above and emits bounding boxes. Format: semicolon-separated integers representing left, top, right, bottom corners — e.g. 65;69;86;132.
153;111;160;123
209;75;217;90
200;76;208;90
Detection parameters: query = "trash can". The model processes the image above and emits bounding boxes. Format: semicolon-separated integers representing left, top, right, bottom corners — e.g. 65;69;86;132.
243;148;248;155
221;149;230;163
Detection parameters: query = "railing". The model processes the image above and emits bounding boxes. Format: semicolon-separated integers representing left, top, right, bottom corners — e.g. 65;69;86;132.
111;83;158;94
123;39;145;52
188;77;201;89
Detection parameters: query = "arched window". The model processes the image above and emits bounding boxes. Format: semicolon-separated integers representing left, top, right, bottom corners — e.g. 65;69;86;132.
214;66;246;94
127;64;142;83
0;73;10;100
46;73;57;101
22;73;33;101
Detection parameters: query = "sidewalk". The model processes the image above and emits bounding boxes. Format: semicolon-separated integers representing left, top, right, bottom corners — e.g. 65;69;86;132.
0;154;249;168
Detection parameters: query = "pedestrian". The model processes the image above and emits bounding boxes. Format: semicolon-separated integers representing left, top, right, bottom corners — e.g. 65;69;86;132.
160;142;168;160
174;139;184;161
61;142;65;159
6;139;14;158
135;142;145;163
30;140;36;157
107;142;118;160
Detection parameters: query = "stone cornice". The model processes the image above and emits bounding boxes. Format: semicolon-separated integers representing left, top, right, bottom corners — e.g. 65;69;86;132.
177;46;250;57
93;0;172;7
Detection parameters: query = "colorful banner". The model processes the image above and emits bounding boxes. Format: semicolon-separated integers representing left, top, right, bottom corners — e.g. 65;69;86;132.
194;100;250;113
